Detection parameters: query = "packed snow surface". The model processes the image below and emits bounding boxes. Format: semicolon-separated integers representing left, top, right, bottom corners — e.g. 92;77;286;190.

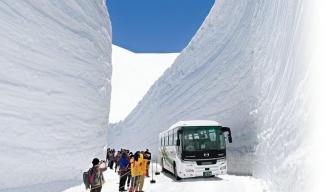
108;0;310;191
0;0;111;191
110;45;179;123
63;164;265;192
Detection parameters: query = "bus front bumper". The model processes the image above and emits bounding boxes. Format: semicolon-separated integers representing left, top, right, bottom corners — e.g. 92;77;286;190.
178;160;227;178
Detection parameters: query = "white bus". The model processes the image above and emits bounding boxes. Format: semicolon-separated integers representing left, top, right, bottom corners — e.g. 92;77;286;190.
159;120;232;180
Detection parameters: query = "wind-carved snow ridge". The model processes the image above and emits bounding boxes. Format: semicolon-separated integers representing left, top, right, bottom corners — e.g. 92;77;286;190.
108;0;309;191
0;1;111;191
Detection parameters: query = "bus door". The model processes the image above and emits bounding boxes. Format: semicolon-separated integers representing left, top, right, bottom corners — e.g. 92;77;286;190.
176;128;183;159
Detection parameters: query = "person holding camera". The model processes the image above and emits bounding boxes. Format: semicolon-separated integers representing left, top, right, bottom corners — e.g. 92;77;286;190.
89;158;107;192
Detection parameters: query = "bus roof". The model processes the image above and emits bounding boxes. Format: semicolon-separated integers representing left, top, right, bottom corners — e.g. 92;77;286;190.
167;120;220;131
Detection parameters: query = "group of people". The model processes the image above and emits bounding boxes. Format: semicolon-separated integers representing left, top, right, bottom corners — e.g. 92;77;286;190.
87;147;152;192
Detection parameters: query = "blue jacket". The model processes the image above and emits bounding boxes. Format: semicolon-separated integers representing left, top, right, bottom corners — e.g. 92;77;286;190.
119;156;130;170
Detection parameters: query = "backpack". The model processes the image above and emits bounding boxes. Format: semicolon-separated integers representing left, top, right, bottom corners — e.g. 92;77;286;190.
83;170;90;189
83;167;96;189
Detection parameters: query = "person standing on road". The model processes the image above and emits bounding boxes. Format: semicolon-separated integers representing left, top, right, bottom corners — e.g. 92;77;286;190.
106;148;110;166
109;149;115;169
115;151;121;172
118;152;130;192
129;151;141;192
144;149;151;177
137;152;147;192
126;152;133;188
90;158;107;192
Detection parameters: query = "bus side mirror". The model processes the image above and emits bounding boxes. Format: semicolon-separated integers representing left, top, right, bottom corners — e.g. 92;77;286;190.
221;127;232;143
176;139;180;146
228;135;232;143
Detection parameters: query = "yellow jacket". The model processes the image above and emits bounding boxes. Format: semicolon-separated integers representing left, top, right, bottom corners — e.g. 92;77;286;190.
130;156;142;177
139;154;148;176
130;157;135;176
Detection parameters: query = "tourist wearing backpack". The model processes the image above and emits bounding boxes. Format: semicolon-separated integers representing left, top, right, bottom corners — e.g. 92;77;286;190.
118;152;130;191
89;158;107;192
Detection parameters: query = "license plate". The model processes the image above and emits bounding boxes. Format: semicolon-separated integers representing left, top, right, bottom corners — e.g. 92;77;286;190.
203;171;212;177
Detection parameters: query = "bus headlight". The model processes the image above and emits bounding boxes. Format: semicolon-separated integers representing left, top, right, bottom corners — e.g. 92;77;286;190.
218;159;226;165
220;165;227;170
184;163;194;168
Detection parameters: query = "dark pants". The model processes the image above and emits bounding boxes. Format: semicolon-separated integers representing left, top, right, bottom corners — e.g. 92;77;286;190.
90;186;102;192
146;161;150;176
109;160;114;169
115;162;119;172
126;171;131;187
130;176;140;189
119;172;128;191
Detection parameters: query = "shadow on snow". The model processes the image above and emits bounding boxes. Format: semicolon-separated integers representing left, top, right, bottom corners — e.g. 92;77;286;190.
160;170;223;183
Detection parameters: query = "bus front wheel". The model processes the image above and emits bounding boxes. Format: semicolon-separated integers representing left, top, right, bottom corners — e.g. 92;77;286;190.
173;163;181;181
161;158;166;172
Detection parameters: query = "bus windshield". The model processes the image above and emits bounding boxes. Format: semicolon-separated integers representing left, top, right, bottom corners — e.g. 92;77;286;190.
182;126;225;152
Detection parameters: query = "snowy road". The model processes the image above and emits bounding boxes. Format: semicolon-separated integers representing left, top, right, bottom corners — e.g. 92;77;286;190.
64;164;265;192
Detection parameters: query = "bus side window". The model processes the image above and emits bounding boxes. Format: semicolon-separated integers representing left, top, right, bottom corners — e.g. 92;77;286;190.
167;131;169;146
163;134;166;146
170;131;172;145
173;129;177;145
170;131;173;146
169;130;172;146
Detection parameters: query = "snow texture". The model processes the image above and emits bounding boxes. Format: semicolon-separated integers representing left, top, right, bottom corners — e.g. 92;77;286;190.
108;0;310;192
0;0;111;191
64;164;265;192
110;45;179;123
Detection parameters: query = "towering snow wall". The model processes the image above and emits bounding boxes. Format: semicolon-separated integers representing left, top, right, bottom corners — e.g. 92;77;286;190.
0;1;111;191
108;0;309;191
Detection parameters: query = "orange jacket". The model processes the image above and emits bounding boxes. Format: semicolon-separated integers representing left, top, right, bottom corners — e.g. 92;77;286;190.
139;154;148;176
130;157;142;176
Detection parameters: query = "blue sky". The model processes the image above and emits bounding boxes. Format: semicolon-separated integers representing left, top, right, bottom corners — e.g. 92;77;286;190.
106;0;215;53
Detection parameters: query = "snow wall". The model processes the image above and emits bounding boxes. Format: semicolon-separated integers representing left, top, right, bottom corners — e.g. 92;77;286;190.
0;1;111;191
108;0;310;191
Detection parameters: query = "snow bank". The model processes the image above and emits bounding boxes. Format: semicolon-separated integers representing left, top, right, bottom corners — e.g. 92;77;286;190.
0;1;111;191
108;0;310;191
110;45;179;123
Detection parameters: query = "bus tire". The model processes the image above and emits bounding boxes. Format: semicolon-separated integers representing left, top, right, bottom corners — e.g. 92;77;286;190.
161;158;166;172
173;163;181;181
